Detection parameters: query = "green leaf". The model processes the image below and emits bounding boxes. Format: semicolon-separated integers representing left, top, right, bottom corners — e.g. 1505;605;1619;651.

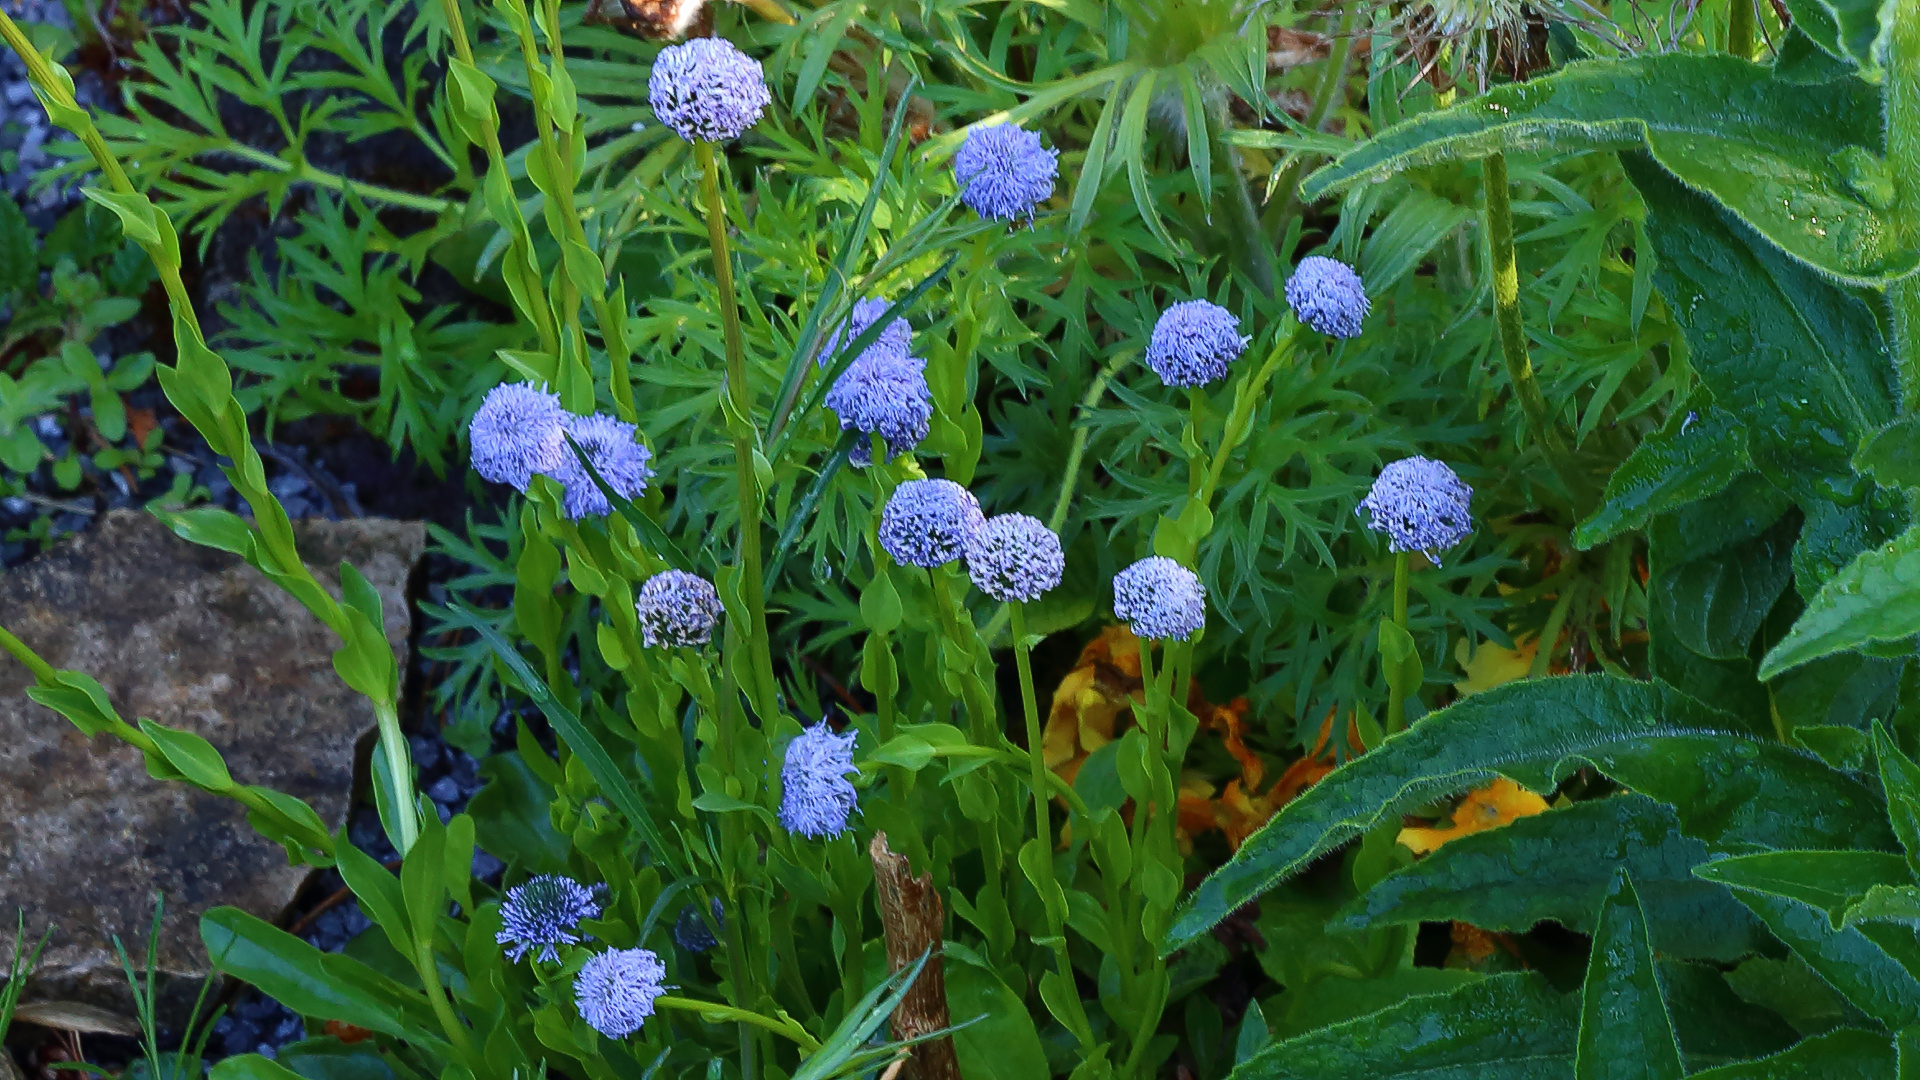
199;908;448;1048
1844;885;1920;929
1576;871;1684;1080
1270;968;1483;1041
1760;525;1920;679
467;752;569;875
1875;724;1920;881
1687;1028;1893;1078
1625;153;1895;528
1305;55;1913;284
1658;961;1799;1067
1725;888;1920;1030
1694;851;1912;926
1656;509;1797;660
211;1055;309;1080
1226;973;1576;1080
1854;417;1920;489
0;193;36;296
1336;794;1767;961
334;841;412;958
137;719;234;792
946;959;1049;1080
1574;397;1750;549
1781;0;1894;79
1168;674;1893;952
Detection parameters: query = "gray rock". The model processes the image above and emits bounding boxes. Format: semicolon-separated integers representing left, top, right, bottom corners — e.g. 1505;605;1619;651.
0;509;424;1017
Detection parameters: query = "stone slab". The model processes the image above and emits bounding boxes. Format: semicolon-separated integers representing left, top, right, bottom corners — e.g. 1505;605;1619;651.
0;509;423;1011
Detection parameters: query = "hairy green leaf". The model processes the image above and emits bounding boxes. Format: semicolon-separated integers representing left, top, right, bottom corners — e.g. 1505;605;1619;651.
1694;851;1912;926
1781;0;1895;79
1687;1027;1893;1078
1575;871;1684;1080
1574;396;1750;549
1336;795;1767;961
1226;973;1576;1080
1726;888;1920;1030
1760;526;1920;679
1304;56;1912;283
1168;674;1892;952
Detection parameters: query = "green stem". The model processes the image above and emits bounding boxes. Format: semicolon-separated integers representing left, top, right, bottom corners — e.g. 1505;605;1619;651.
1011;603;1095;1046
928;566;996;741
415;939;478;1068
1482;153;1588;505
1269;0;1359;222
656;997;823;1054
697;141;780;719
1384;551;1409;734
1887;3;1920;411
1727;0;1755;59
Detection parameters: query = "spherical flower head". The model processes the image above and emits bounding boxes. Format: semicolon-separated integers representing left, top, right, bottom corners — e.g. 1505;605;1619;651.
575;947;668;1039
1112;556;1206;642
672;898;724;953
826;351;932;467
1359;456;1474;561
470;382;567;491
779;722;859;839
964;513;1064;603
820;297;912;371
647;37;770;144
1145;300;1249;388
635;570;724;648
953;124;1058;222
496;874;600;963
1285;256;1370;339
878;479;985;568
553;413;655;520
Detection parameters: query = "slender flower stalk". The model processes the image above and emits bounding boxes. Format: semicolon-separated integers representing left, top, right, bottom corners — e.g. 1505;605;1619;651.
1387;551;1412;734
696;141;781;720
1887;6;1920;412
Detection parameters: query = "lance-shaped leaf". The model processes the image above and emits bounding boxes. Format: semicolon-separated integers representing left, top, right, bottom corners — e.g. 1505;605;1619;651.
1686;1027;1893;1079
1576;871;1685;1080
1303;55;1913;284
1759;526;1920;679
1573;395;1751;550
1723;888;1920;1030
1336;794;1767;961
1166;674;1892;953
1225;972;1576;1080
1781;0;1895;79
1695;850;1912;927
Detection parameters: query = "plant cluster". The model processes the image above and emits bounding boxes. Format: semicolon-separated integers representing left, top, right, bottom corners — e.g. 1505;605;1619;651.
3;0;1920;1077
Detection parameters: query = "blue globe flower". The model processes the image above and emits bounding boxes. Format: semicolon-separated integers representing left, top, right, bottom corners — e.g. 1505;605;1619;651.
575;947;669;1039
553;413;655;520
964;513;1064;603
1358;456;1474;561
878;479;985;568
470;382;567;492
780;723;859;840
647;37;770;144
497;874;600;963
635;570;724;648
1112;556;1206;642
953;124;1058;221
1145;300;1248;388
1285;256;1370;339
820;297;912;370
826;351;933;467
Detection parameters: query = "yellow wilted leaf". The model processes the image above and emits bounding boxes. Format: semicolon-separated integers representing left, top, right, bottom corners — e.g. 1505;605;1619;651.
1452;636;1539;696
1397;778;1549;855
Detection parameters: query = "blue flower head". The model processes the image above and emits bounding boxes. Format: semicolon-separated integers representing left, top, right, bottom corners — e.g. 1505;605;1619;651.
497;874;600;963
826;351;932;467
1112;556;1206;642
1145;300;1249;388
780;722;860;840
470;382;568;491
673;898;724;953
820;298;912;371
964;513;1064;603
1359;456;1473;561
635;570;724;648
553;413;655;520
575;947;669;1039
878;479;985;568
648;37;770;144
954;124;1058;222
1285;256;1370;339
